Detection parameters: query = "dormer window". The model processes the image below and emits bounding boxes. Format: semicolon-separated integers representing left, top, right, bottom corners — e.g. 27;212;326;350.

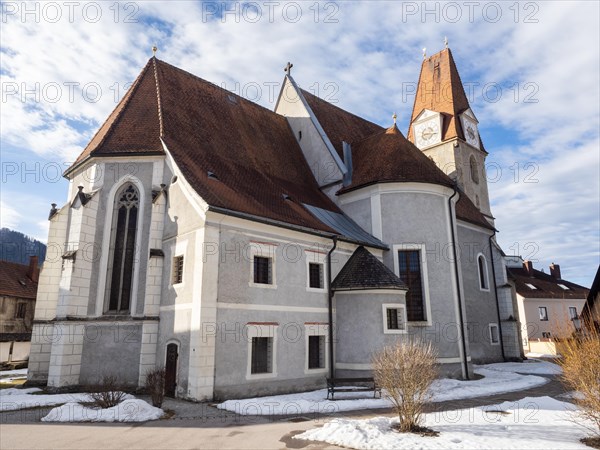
525;283;537;290
557;284;569;290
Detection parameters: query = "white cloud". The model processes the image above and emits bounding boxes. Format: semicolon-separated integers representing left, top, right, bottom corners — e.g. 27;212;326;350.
0;200;21;229
0;1;598;284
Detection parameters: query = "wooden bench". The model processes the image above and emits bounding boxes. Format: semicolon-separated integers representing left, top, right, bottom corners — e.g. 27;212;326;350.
326;377;382;400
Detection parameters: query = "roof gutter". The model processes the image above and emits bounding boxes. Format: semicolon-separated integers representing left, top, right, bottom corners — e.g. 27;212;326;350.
489;231;506;361
327;236;338;380
448;186;470;380
207;206;389;250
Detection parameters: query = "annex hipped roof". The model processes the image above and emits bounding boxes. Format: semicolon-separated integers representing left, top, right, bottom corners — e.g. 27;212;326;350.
0;260;38;299
332;246;407;291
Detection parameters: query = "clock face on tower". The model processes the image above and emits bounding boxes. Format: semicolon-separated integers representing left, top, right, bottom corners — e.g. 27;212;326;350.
461;116;480;148
415;119;440;148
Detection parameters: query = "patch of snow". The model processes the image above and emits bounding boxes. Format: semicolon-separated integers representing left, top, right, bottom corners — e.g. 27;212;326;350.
218;366;548;416
0;390;133;411
295;396;592;449
526;352;560;359
41;399;164;423
475;359;562;375
0;369;28;377
0;387;42;396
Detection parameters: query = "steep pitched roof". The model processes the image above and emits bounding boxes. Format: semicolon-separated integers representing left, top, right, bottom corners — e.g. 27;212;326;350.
0;260;38;299
338;125;456;194
332;246;407;291
72;59;164;165
300;89;383;158
67;58;384;244
508;265;589;299
407;48;483;150
455;193;495;230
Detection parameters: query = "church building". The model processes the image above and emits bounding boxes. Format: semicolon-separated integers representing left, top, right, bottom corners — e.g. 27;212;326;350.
28;47;522;400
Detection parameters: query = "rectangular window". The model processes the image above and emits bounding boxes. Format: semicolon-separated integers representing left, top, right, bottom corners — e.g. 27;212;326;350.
172;255;184;284
542;331;552;339
308;335;325;369
253;256;272;284
386;308;402;330
308;263;324;289
569;306;578;320
539;306;548;321
398;250;425;321
15;303;26;319
251;337;272;374
489;324;500;344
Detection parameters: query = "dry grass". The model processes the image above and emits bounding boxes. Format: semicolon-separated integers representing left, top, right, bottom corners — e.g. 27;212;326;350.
554;322;600;438
372;340;438;433
145;367;166;408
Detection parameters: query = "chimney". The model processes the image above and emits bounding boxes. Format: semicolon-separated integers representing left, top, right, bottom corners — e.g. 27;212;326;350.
27;256;39;283
523;260;534;276
549;263;561;280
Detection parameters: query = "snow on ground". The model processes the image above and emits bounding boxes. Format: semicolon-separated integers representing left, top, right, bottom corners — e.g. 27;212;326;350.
41;399;164;423
526;352;560;359
0;368;28;383
295;396;592;449
218;365;549;416
481;360;562;375
0;389;134;411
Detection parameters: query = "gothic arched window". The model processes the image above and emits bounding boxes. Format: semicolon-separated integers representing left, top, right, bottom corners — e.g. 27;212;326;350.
478;254;489;291
106;183;139;313
470;155;479;184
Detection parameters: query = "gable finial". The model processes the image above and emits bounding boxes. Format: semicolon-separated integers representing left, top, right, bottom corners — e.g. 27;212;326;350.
152;45;158;57
392;112;397;124
284;61;294;75
444;36;448;48
422;47;427;60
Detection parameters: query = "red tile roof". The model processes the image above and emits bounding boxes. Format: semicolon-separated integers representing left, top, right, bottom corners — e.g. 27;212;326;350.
508;266;589;299
338;125;456;193
300;89;383;158
0;260;38;299
407;48;485;152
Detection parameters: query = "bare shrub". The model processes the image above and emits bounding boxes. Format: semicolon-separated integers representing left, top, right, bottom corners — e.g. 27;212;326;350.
372;340;438;433
89;375;127;409
145;367;166;408
555;324;600;437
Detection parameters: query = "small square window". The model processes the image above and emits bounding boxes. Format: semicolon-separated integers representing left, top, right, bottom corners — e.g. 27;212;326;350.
568;306;578;320
383;304;406;333
539;306;548;321
251;337;273;374
172;255;184;284
15;303;26;319
253;256;272;285
308;263;324;289
308;335;325;369
542;331;552;339
489;324;500;344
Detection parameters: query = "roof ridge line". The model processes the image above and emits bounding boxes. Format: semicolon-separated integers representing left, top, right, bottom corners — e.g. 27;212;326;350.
152;57;164;137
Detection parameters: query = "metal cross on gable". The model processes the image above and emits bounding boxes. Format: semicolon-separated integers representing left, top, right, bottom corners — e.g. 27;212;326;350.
284;61;293;75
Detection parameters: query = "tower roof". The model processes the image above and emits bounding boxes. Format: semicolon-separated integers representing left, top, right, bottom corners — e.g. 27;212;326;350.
407;48;482;148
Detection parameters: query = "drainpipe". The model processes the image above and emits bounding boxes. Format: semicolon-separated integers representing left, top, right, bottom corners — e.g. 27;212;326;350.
448;187;470;380
327;236;338;379
489;231;506;361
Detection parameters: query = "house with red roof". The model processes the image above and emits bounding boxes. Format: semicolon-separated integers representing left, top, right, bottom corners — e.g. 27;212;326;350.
507;257;589;354
0;256;39;366
28;47;524;400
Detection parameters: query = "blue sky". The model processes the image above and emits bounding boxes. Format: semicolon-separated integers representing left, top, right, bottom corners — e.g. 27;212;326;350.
1;1;599;286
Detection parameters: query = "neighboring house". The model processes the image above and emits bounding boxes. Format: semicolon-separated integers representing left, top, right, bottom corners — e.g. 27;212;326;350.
28;47;523;400
0;257;39;365
582;265;600;330
507;257;589;353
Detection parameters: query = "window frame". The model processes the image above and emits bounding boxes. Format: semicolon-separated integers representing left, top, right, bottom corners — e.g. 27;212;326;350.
248;243;277;289
477;253;490;291
172;255;184;285
470;155;480;184
304;323;328;374
489;323;500;345
246;323;278;380
382;303;407;334
568;306;578;320
539;306;548;321
393;244;431;325
305;251;327;293
15;302;26;319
